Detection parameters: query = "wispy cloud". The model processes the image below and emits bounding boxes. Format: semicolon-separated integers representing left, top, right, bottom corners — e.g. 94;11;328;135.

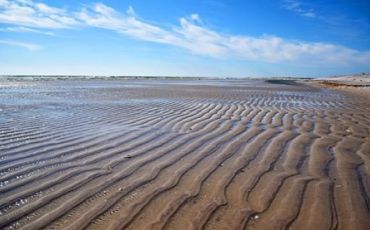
77;3;370;64
283;0;370;44
0;0;79;28
0;26;54;35
283;0;316;18
1;0;369;65
0;39;41;50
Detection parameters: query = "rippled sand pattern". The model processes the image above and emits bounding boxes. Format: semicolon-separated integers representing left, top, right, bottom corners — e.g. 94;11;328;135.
0;79;369;230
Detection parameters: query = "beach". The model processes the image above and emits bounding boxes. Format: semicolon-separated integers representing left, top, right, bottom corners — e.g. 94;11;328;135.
0;78;369;229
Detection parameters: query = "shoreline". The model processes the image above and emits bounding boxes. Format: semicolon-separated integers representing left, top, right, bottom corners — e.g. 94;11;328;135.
303;78;370;98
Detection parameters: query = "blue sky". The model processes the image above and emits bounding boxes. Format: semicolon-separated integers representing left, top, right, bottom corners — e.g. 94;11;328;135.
0;0;369;77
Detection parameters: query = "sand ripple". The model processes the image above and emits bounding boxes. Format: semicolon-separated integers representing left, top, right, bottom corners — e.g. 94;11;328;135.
0;79;369;229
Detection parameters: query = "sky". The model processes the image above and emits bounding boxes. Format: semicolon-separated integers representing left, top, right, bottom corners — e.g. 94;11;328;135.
0;0;369;77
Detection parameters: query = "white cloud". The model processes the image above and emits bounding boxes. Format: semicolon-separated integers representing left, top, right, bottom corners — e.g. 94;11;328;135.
0;0;79;28
78;3;183;46
35;3;64;14
283;0;316;18
126;5;135;17
1;0;369;65
77;3;370;64
0;39;41;50
0;26;54;35
190;14;202;23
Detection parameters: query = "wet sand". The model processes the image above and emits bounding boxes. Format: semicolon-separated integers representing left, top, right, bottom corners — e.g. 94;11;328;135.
0;78;369;229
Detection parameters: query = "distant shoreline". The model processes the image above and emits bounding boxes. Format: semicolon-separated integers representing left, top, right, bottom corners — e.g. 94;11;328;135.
303;74;370;98
0;75;314;81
